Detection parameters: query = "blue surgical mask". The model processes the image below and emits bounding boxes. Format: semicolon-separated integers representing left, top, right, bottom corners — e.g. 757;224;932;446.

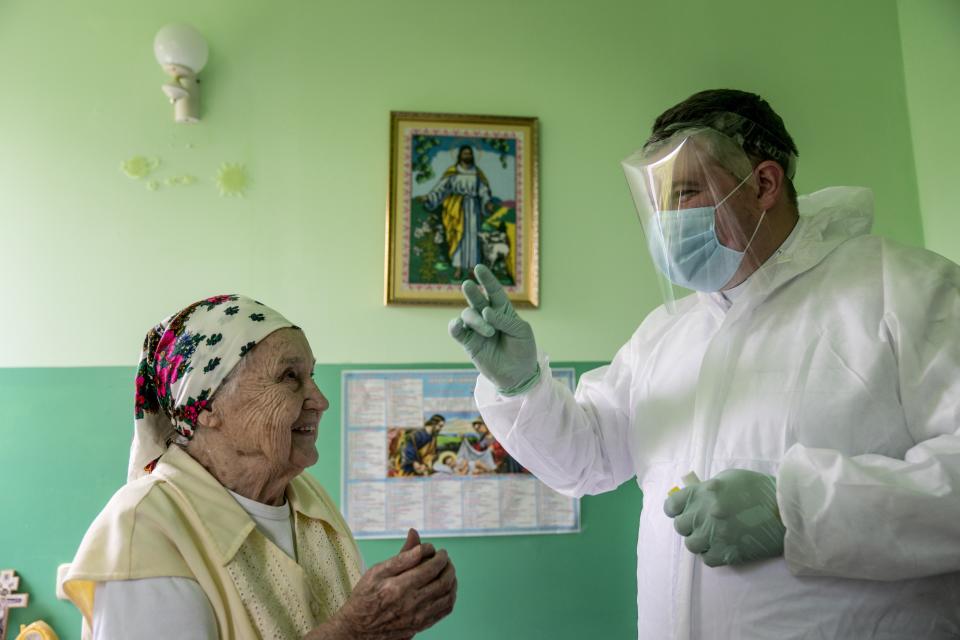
647;174;763;292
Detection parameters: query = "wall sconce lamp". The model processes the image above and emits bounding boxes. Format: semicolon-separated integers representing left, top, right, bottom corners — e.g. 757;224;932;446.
153;23;208;123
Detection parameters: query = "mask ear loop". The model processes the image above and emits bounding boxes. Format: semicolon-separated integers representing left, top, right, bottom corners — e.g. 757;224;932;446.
714;172;752;209
714;171;767;255
741;208;768;255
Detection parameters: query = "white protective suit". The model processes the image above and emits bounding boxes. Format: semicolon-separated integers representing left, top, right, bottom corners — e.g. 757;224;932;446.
475;187;960;639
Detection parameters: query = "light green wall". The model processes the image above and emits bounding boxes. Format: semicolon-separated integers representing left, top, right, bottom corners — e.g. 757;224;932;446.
898;0;960;264
0;0;923;368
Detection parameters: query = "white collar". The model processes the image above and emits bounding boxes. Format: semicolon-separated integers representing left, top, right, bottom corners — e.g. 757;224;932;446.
228;489;290;520
715;220;802;309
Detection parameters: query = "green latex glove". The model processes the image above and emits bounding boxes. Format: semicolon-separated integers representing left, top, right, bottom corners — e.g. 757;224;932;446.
663;469;786;567
449;264;540;395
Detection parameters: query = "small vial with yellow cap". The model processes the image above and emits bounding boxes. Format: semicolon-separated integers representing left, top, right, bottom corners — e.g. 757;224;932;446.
668;471;701;496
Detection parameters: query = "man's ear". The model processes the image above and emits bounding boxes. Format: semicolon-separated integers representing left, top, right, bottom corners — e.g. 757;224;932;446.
197;408;222;430
754;160;784;211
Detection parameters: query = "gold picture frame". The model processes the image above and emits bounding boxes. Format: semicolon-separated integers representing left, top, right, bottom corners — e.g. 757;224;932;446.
385;111;539;306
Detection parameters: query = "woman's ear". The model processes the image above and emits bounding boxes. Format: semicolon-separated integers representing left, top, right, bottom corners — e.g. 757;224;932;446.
197;408;222;430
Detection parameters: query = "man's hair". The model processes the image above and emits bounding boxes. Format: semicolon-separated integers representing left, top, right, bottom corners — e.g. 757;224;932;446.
457;145;474;163
425;414;446;427
647;89;799;205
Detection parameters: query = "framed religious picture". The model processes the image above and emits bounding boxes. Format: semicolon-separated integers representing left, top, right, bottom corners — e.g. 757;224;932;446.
385;111;539;306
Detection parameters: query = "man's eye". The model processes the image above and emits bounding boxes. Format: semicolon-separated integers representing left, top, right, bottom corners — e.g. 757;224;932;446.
284;370;299;381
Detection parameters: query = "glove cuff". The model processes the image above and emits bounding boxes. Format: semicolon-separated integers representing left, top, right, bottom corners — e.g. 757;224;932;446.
497;364;542;397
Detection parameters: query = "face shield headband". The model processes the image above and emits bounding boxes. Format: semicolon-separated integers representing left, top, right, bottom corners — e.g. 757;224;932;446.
646;111;798;181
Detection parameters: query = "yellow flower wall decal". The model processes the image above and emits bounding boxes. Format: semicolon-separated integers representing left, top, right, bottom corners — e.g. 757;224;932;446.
121;156;159;179
216;163;249;197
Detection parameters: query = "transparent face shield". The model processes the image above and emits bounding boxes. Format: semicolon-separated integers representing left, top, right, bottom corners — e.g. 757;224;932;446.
621;128;778;312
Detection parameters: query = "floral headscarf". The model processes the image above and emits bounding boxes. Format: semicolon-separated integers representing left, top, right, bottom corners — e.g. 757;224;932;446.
129;294;295;481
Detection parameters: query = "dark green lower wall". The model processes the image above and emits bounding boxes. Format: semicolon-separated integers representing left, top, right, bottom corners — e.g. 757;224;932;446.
0;364;641;639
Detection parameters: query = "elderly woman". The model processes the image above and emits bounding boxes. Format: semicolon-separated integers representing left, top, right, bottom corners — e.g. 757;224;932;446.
64;295;457;639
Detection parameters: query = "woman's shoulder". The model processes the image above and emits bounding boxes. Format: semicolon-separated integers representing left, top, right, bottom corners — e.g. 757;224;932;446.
96;474;188;531
64;477;198;626
77;475;160;536
68;475;193;582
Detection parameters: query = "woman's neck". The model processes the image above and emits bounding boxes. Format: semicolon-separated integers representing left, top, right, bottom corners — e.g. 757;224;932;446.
183;434;293;506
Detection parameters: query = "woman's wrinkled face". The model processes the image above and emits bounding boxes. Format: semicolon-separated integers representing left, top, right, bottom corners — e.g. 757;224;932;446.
212;328;327;478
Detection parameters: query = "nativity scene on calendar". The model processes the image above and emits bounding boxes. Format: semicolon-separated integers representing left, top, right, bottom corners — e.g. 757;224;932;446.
386;414;527;478
409;136;518;286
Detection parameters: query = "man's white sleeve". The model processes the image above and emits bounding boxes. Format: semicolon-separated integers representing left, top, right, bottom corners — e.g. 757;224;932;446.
778;246;960;580
475;343;639;498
